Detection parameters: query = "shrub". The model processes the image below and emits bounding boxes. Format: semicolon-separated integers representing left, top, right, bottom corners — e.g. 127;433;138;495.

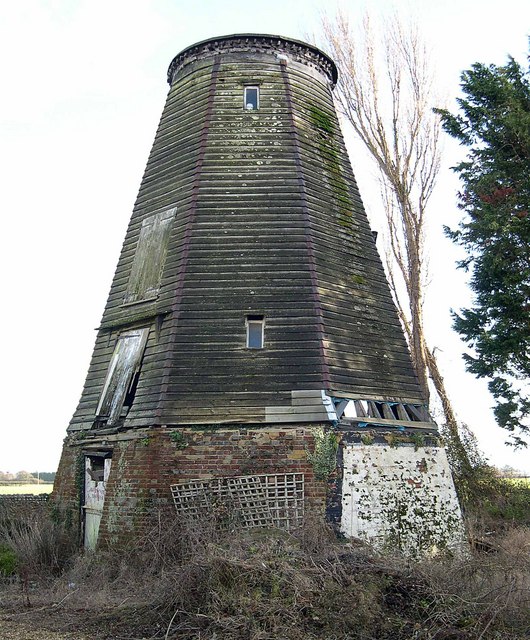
0;506;529;639
0;543;17;576
444;423;530;538
0;502;77;579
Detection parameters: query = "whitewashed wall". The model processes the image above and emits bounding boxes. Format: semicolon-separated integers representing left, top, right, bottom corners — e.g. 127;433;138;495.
340;443;465;556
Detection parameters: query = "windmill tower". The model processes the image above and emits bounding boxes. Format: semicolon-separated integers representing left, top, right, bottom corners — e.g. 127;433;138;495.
53;35;463;553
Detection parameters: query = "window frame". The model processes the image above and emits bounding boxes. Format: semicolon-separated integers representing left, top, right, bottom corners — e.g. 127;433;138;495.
246;315;265;349
95;327;149;425
243;86;259;111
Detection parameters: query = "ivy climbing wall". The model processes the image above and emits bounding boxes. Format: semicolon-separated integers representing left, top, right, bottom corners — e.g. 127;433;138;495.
340;443;465;556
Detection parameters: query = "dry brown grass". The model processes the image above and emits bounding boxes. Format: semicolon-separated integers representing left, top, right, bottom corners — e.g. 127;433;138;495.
1;511;529;640
0;502;76;582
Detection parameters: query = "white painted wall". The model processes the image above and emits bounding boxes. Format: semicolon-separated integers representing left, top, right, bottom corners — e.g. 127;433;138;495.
341;443;465;556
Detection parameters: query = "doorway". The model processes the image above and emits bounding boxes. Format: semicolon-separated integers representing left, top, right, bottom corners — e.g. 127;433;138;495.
83;453;112;550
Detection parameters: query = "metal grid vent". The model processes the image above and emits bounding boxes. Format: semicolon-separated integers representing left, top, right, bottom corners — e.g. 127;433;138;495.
170;473;305;531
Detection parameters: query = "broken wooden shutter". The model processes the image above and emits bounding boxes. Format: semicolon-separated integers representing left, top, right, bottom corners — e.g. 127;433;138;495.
124;208;176;304
96;328;149;425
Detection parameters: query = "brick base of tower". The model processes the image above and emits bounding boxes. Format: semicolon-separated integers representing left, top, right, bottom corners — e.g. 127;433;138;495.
52;425;328;547
52;424;464;554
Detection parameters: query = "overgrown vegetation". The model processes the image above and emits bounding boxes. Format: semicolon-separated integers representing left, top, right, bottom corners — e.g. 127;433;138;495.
0;502;77;580
444;425;530;543
1;492;529;639
306;427;339;480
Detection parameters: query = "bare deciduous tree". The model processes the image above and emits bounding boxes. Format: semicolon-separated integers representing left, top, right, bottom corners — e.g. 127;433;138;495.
321;13;465;454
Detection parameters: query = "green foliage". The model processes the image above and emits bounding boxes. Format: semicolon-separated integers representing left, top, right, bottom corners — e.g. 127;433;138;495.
410;433;425;450
461;465;530;528
306;428;338;481
486;477;530;523
445;424;530;529
169;430;188;450
435;49;530;446
0;543;17;576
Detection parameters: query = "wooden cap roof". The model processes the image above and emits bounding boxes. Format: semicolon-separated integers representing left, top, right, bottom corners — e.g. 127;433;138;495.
167;33;338;86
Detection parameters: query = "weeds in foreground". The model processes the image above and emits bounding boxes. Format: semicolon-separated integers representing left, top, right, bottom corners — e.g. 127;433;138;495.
0;502;77;580
1;508;529;640
444;423;530;534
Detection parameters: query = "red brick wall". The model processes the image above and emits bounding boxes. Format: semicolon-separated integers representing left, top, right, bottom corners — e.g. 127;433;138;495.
52;425;327;547
51;443;84;532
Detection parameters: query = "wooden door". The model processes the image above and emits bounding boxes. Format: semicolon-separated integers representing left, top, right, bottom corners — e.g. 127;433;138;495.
83;455;111;550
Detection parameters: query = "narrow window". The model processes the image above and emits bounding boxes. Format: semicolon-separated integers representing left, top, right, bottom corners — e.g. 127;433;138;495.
124;208;176;304
244;86;259;110
96;328;149;425
246;315;264;349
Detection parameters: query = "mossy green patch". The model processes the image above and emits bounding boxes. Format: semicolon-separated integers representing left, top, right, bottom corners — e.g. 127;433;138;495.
308;102;353;230
351;274;367;285
308;104;335;134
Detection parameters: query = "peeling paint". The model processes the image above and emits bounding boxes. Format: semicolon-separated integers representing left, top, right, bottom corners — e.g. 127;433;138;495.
340;444;465;556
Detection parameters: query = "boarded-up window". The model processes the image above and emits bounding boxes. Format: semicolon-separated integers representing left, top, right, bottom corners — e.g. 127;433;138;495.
124;208;176;304
96;328;149;425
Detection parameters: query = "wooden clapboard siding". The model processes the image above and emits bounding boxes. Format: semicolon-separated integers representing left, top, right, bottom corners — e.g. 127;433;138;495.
285;58;420;397
68;35;424;433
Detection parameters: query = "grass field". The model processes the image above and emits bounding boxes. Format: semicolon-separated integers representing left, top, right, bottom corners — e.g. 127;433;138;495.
0;484;53;495
507;477;530;485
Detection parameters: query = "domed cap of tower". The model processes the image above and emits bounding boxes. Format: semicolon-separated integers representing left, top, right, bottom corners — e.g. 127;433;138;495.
167;33;338;87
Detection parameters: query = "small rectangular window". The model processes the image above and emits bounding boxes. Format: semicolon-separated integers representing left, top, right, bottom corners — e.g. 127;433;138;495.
244;86;259;110
246;315;264;349
96;328;149;425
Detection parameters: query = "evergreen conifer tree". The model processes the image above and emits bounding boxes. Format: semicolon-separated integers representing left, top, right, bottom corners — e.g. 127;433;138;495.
436;48;530;446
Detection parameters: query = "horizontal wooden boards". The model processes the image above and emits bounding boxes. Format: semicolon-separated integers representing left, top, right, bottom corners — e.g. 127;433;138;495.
69;48;424;432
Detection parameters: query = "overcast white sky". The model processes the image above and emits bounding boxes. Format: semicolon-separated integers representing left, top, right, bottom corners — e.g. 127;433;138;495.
0;0;528;473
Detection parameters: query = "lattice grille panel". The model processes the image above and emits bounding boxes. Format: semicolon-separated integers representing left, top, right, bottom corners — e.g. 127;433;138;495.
171;473;304;531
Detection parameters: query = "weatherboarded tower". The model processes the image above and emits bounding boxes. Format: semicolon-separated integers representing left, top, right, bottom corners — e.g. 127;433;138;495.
53;35;462;553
